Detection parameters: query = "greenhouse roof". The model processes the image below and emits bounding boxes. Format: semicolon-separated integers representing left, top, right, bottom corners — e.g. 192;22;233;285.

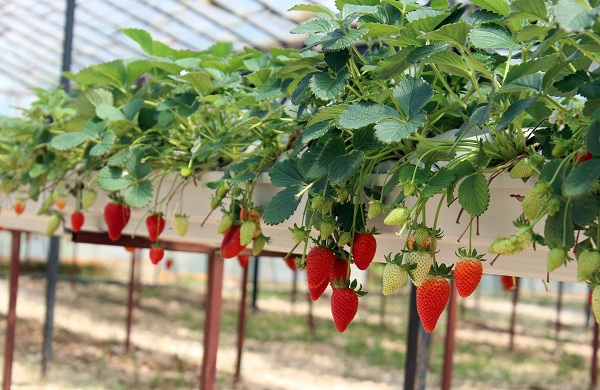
0;0;334;91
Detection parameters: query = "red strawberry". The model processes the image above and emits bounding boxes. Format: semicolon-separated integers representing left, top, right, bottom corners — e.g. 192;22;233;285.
417;275;451;333
284;257;297;271
331;287;359;332
309;278;328;301
14;200;25;215
306;246;335;288
166;259;173;270
103;202;131;241
238;255;249;268
575;150;593;164
71;211;85;233
146;213;165;241
454;248;484;298
500;275;515;291
329;257;350;287
221;225;247;259
149;246;164;265
352;233;377;270
125;246;135;253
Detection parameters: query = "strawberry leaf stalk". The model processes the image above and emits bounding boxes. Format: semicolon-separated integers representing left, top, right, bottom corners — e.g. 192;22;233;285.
330;278;367;332
454;248;485;298
382;253;416;296
416;262;453;333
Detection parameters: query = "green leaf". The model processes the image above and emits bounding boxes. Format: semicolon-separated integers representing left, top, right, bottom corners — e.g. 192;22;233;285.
289;4;336;18
126;149;151;180
230;172;257;184
496;97;538;130
321;28;369;51
572;194;600;225
124;179;153;208
309;70;350;100
290;18;337;35
299;137;346;180
96;104;127;121
456;104;491;141
270;160;306;187
465;9;503;25
97;166;133;192
509;0;548;21
393;77;434;117
374;111;426;143
553;0;599;32
419;22;471;45
563;159;600;197
334;201;366;232
82;119;108;138
407;43;450;63
89;131;116;156
338;101;401;130
157;110;175;126
122;99;145;120
427;52;472;78
307;104;348;127
50;132;91;150
329;150;364;184
120;28;154;55
587;121;600;155
505;54;559;84
178;72;212;95
29;164;48;179
458;172;490;216
324;50;351;74
361;22;401;39
263;186;303;225
555;70;590;93
471;0;510;16
469;23;521;50
246;69;272;87
499;74;543;93
77;89;113;117
302;121;331;143
353;127;385;150
544;203;574;247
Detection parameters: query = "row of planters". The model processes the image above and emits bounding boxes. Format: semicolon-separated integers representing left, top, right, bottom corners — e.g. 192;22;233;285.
1;0;600;333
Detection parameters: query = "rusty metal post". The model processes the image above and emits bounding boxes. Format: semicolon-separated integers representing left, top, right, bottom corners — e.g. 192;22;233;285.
124;248;137;354
42;236;60;377
3;231;21;390
442;280;457;390
555;281;564;341
200;251;225;390
234;262;249;382
592;321;599;390
291;267;298;311
509;278;520;351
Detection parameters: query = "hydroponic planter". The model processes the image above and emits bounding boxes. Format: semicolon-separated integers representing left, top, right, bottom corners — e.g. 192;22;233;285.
0;172;576;283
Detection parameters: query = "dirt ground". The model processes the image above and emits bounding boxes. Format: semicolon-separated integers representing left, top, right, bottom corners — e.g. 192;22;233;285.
0;274;594;390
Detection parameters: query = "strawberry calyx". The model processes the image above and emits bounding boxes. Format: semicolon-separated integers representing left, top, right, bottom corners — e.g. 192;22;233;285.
455;247;485;261
384;252;417;271
331;277;368;297
428;260;454;279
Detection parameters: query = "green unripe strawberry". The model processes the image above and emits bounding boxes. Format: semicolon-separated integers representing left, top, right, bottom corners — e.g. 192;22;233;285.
174;214;189;237
46;214;61;237
81;189;97;210
319;220;335;240
217;214;233;234
489;236;517;255
240;220;257;246
338;231;352;247
384;207;409;226
289;225;308;244
551;140;567;158
578;249;600;282
180;167;192;177
405;251;432;286
403;181;417;197
367;200;384;220
382;262;408;295
547;198;561;217
547;247;568;272
509;159;535;179
522;182;550;220
413;226;431;246
336;188;349;204
311;195;325;210
592;287;600;324
252;234;269;256
216;183;228;198
210;196;221;209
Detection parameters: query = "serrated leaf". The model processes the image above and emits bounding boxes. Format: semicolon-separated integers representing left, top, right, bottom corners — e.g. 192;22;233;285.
509;0;548;21
302;121;331;143
246;69;272;87
263;185;303;225
270;160;306;187
499;74;543;93
78;89;114;117
309;70;350;100
50;132;91;150
298;137;346;180
353;127;385;150
177;72;212;95
334;201;366;232
563;159;600;197
324;50;351;74
89;131;116;156
587;121;600;155
321;28;369;51
290;18;337;35
407;43;450;63
458;172;490;216
96;104;127;121
374;111;426;143
338;101;401;130
124;179;153;208
471;0;509;16
555;70;590;93
393;77;434;117
465;9;503;25
126;149;151;180
157;110;175;126
455;104;491;141
289;4;336;18
419;22;471;45
553;0;599;32
122;99;145;120
329;150;364;184
361;22;401;39
230;172;257;184
428;52;472;78
505;54;559;85
307;104;348;127
496;97;538;130
572;194;600;225
469;23;521;50
544;203;574;247
97;166;133;192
